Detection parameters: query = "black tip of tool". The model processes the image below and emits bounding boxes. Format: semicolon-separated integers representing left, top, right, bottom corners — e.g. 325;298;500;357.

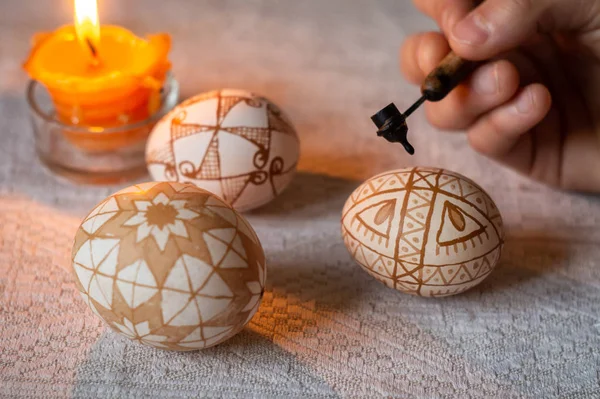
371;103;414;155
402;141;415;155
371;103;400;128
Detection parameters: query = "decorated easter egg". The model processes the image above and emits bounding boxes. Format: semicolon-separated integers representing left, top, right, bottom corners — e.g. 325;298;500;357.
341;167;504;297
146;89;300;212
71;182;266;350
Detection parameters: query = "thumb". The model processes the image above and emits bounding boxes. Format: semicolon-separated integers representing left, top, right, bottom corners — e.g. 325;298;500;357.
448;0;600;60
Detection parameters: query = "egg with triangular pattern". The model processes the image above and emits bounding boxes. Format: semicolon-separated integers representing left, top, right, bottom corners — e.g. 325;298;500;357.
341;167;504;297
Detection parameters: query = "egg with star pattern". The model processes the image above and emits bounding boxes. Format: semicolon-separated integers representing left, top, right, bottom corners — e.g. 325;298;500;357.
341;167;504;297
71;182;266;350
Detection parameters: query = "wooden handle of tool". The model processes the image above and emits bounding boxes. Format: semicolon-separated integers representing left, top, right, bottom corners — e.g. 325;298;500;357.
420;51;480;102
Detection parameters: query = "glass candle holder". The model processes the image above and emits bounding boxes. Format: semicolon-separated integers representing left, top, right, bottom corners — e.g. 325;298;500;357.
27;72;179;185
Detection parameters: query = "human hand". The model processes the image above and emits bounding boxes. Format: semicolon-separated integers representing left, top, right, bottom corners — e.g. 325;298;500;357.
402;0;600;192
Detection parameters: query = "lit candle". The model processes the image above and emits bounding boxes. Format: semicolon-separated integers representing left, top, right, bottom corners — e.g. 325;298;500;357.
23;0;171;150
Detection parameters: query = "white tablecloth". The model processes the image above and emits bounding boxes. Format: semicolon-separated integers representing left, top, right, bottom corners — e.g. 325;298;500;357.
1;1;599;397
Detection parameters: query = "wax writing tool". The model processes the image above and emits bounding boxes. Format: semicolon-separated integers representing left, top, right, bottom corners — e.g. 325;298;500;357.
371;51;480;155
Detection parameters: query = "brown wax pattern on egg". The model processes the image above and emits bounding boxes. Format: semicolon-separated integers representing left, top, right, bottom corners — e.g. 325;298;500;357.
341;167;504;297
145;89;300;212
446;202;466;231
71;182;266;351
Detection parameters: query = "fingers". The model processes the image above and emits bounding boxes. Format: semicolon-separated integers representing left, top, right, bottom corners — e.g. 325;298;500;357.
425;59;520;130
400;32;450;84
450;0;549;60
412;0;473;36
414;0;600;61
467;83;552;157
402;33;521;130
449;0;600;60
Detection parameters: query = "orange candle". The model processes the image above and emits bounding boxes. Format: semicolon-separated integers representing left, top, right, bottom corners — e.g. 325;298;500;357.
23;0;171;151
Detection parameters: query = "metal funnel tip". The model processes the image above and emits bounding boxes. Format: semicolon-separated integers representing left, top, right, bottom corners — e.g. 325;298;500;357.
371;103;414;155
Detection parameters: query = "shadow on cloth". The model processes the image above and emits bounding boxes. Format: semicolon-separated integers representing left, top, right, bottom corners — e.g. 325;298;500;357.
248;171;360;218
464;229;571;297
71;329;339;398
245;171;369;313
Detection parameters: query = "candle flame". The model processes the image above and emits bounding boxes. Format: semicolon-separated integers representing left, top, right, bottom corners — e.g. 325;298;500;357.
74;0;100;63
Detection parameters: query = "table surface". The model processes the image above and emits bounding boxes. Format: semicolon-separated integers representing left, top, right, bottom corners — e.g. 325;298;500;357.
1;1;599;398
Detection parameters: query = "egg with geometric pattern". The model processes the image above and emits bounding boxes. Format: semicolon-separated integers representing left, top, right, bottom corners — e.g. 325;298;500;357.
146;89;300;212
341;167;504;297
71;182;266;350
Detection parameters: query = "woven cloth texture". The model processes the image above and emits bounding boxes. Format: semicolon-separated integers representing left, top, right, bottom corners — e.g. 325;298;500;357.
1;1;599;398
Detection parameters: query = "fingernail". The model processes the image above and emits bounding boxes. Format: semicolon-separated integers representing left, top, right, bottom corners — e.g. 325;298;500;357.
515;89;534;114
473;63;499;95
452;13;491;45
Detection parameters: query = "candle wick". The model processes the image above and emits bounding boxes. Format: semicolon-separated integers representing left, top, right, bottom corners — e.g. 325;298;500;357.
86;38;97;58
85;38;101;67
